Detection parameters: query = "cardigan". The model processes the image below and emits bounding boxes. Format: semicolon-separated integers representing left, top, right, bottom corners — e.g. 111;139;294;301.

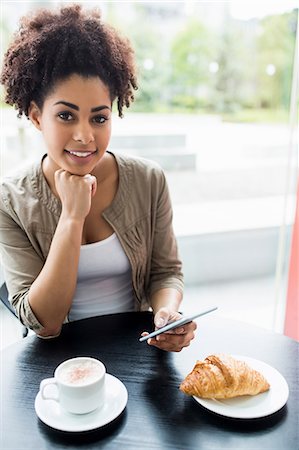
0;151;183;333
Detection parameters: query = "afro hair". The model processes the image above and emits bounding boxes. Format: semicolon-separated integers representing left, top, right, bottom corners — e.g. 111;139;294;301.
1;4;138;117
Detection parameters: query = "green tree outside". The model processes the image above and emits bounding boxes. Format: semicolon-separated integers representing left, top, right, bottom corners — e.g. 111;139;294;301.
256;11;297;110
168;18;215;111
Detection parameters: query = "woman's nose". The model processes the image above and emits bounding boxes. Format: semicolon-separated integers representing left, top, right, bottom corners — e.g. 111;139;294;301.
73;122;94;145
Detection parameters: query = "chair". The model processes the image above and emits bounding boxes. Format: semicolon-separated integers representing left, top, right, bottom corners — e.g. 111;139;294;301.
0;282;28;338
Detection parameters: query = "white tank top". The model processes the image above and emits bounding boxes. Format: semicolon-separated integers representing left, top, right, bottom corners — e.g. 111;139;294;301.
68;233;135;321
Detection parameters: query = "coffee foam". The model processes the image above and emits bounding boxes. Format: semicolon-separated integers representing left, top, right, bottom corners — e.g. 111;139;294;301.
59;361;103;385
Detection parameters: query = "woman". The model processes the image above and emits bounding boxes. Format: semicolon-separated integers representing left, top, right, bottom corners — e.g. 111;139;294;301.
0;4;196;351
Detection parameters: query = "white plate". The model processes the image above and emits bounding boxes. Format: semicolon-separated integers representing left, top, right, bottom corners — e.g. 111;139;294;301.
35;373;128;432
193;355;289;419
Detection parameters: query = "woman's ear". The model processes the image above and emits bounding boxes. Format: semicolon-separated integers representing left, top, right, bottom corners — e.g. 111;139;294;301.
28;101;42;130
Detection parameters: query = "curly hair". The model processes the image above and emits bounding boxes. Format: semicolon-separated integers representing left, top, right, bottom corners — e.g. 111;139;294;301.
1;4;138;118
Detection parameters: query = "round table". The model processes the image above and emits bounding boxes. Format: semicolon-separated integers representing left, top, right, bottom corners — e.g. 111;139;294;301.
1;311;298;449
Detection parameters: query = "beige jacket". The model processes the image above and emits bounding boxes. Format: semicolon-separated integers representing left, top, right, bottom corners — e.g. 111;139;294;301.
0;152;183;332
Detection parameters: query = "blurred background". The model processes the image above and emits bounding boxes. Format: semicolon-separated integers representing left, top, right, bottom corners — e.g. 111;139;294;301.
1;1;298;347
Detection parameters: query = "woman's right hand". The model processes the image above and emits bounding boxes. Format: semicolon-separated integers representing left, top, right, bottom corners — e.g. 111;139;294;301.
54;169;97;220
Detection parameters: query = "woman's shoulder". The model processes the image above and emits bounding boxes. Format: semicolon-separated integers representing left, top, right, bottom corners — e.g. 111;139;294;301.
113;151;165;179
1;158;41;186
0;159;42;209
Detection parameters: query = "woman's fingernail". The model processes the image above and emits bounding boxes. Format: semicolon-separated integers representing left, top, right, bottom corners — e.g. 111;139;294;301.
157;318;166;327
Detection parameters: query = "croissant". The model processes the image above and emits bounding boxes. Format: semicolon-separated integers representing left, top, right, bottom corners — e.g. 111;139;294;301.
180;354;270;399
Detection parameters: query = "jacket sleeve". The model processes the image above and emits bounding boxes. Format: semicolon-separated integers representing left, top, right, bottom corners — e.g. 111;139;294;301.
0;201;45;332
148;168;184;297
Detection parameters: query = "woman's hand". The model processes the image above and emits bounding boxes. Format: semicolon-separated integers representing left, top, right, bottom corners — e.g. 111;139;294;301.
141;307;197;352
54;170;97;220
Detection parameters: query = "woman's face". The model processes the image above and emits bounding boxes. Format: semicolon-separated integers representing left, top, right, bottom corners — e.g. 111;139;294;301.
29;74;112;176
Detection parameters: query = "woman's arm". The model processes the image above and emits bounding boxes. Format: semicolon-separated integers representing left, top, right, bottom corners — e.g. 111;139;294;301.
141;168;196;351
28;214;83;336
0;170;96;337
0;206;45;332
28;170;96;336
151;287;182;319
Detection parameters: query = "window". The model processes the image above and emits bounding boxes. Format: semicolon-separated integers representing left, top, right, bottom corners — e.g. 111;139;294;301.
1;1;298;331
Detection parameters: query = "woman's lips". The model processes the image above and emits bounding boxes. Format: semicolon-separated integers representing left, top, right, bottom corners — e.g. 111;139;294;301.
64;149;97;164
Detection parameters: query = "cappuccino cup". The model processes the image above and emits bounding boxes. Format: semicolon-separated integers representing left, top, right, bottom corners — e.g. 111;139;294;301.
40;357;106;414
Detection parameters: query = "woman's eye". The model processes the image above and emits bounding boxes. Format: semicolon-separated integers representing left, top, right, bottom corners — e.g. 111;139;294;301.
57;111;73;121
92;115;107;124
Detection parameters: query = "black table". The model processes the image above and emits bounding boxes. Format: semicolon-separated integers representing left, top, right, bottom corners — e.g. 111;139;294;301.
1;312;298;449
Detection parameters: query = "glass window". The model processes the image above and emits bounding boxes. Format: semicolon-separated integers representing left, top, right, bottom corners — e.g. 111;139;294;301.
1;1;298;331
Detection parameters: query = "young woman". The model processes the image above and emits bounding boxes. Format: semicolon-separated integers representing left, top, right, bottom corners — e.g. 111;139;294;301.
0;4;196;351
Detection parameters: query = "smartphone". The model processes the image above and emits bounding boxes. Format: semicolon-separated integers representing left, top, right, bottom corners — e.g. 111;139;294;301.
139;306;218;342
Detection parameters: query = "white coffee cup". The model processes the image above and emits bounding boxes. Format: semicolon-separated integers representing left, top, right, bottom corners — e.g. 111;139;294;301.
40;357;106;414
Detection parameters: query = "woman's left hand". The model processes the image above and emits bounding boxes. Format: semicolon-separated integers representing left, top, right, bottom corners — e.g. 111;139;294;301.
141;307;197;352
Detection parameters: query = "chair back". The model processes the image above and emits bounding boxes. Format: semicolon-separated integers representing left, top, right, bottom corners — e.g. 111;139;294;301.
0;283;28;337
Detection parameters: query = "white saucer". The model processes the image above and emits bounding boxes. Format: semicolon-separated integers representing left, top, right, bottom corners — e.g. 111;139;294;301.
192;355;289;419
35;373;128;432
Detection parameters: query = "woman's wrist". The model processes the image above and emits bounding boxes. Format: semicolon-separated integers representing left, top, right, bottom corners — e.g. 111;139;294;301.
151;287;182;314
